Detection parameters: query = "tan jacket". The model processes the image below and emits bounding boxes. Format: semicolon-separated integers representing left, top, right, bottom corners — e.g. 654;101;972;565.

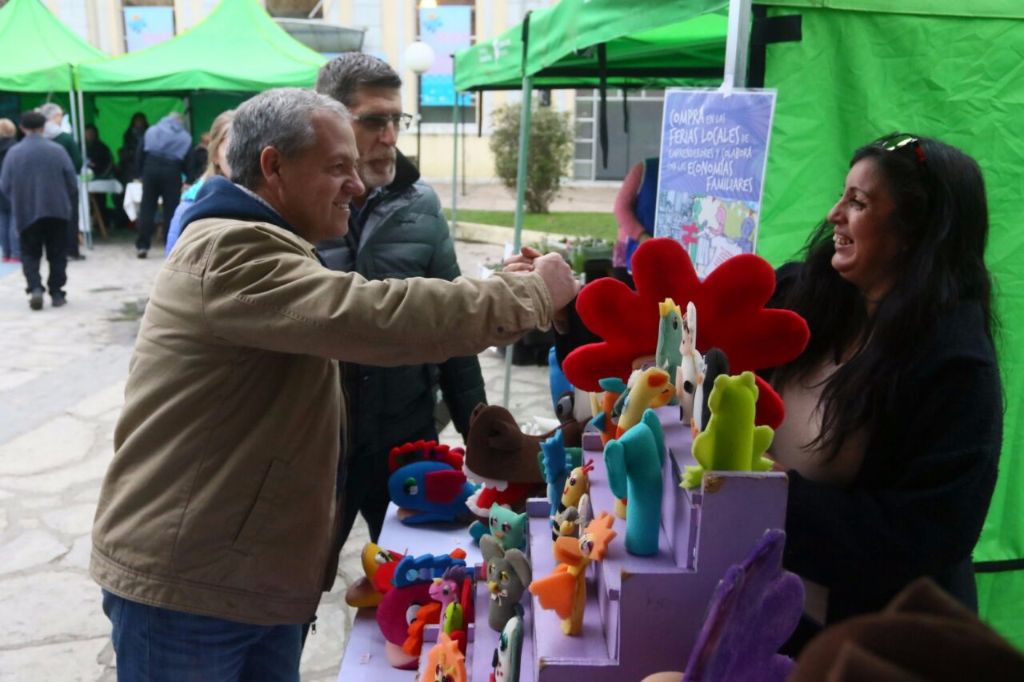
91;217;553;625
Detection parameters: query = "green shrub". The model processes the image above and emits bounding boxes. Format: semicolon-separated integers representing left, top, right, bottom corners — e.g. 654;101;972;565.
489;102;574;214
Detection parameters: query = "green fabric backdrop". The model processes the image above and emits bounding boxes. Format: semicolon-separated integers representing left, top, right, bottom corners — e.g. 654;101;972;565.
758;3;1024;647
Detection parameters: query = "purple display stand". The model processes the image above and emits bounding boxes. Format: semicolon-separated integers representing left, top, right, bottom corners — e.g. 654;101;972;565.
337;407;787;681
524;406;788;681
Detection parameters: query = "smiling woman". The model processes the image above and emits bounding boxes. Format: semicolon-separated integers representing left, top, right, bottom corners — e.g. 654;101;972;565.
765;134;1002;649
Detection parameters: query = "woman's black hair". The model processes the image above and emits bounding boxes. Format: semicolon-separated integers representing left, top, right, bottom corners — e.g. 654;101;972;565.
772;135;995;458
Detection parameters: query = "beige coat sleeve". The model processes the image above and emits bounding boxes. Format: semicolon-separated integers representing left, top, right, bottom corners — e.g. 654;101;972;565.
201;223;553;365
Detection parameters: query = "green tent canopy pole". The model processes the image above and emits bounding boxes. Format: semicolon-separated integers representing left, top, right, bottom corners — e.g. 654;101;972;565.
67;75;91;249
502;76;534;408
723;0;752;89
76;85;90;248
451;57;459;233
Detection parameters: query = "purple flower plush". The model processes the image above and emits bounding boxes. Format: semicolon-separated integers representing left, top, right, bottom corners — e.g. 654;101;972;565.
684;529;804;682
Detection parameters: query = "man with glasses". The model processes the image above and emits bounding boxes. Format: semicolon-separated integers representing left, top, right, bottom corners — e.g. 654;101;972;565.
315;54;487;547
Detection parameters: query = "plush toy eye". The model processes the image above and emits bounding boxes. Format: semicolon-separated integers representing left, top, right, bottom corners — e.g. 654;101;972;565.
581;538;594;556
405;604;421;625
556;394;573;419
500;571;510;583
404;477;418;496
499;631;508;651
490;516;498;527
683;381;695;394
488;564;496;578
502;522;511;532
672;318;680;330
569;475;577;487
375;550;390;564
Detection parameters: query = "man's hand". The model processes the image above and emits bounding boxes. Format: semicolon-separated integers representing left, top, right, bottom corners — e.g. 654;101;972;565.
502;246;544;273
532;252;579;312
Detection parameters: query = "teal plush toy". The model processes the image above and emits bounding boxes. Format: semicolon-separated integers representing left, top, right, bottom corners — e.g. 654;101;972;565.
656;297;684;386
682;371;774;489
487;503;528;552
604;408;665;556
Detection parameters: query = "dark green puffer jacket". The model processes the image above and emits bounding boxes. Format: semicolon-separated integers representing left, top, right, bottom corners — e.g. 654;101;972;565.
317;152;486;463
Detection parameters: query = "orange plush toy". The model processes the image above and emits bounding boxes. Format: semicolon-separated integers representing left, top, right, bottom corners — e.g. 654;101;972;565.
562;238;809;429
529;513;617;635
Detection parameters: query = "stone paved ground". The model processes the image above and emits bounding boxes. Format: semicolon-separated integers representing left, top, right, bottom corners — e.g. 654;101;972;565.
0;234;551;681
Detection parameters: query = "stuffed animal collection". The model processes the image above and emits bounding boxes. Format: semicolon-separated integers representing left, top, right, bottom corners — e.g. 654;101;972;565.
387;440;477;525
355;238;809;670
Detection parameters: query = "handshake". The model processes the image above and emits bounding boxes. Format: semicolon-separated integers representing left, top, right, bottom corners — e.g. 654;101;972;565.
504;246;580;322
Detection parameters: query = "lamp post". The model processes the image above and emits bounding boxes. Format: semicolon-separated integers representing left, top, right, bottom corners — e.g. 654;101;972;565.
404;40;435;167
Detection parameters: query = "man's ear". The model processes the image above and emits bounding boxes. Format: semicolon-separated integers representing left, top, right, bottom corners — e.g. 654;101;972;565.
259;146;283;190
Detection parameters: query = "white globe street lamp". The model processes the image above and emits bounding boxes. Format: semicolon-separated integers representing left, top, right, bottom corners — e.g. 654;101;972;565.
404;40;436;166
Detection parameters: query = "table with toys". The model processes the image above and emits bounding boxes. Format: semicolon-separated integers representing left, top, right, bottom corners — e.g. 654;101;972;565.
337;238;812;682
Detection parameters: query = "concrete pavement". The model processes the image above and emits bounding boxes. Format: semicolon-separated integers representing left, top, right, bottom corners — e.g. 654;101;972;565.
0;236;551;681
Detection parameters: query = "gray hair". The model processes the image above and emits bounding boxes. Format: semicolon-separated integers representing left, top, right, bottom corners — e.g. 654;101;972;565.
315;53;402;107
38;102;63;120
228;88;350;190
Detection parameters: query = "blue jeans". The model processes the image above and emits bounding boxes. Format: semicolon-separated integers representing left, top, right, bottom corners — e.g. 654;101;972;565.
0;205;18;259
102;590;303;682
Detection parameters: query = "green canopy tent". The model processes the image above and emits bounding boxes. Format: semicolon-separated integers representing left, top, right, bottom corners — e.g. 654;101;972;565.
0;0;110;246
0;0;105;93
753;0;1024;648
76;0;324;94
75;0;327;150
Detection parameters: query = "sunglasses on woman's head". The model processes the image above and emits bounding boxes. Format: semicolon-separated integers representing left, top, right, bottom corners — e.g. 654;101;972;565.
872;132;926;165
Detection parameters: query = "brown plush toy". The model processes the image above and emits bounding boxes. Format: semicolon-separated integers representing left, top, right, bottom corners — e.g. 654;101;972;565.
463;404;551;517
789;577;1024;682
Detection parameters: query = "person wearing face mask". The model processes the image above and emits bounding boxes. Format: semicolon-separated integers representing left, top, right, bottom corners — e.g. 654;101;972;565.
38;103;84;260
313;54;488;547
765;134;1003;650
164;109;234;255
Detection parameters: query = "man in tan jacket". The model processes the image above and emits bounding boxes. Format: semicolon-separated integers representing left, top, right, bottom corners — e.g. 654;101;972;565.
91;87;577;681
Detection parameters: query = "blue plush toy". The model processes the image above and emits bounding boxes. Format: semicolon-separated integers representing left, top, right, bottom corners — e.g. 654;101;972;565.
388;460;477;525
604;408;665;556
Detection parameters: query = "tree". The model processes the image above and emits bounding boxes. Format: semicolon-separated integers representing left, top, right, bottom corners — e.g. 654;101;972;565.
489;102;574;214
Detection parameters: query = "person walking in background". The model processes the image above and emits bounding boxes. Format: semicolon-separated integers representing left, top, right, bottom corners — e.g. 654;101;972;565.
0;111;77;310
0;118;18;263
315;54;488;545
39;103;85;260
165;109;234;255
135;111;191;258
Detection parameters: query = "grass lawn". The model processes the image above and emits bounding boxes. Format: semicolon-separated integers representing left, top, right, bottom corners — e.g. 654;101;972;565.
444;209;617;241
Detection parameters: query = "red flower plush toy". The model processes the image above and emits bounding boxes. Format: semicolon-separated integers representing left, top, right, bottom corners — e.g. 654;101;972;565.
562;238;809;428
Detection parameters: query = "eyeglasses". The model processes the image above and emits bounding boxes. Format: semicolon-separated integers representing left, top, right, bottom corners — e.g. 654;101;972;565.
872;132;926;165
352;113;413;132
